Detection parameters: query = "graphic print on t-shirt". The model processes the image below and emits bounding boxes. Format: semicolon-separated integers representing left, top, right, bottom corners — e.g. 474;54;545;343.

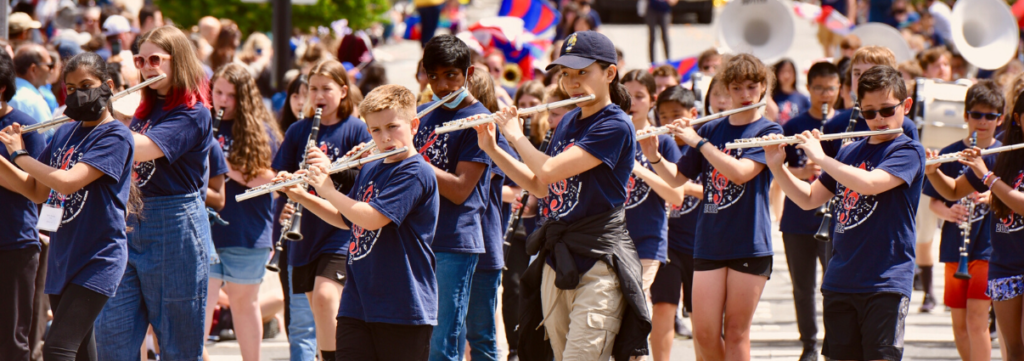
217;134;233;153
670;176;702;218
413;128;451;169
348;180;382;262
51;145;89;224
833;162;879;233
130;121;156;186
996;171;1024;234
540;139;581;222
305;140;343;198
703;148;746;214
625;148;652;209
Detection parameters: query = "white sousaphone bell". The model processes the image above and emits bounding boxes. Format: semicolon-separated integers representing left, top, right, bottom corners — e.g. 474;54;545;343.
850;23;914;64
951;0;1019;70
715;0;795;64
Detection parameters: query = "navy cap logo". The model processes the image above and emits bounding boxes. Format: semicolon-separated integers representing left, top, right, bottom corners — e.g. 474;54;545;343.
566;33;577;52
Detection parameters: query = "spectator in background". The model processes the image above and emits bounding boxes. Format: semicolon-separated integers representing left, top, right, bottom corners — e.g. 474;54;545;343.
898;60;924;94
197;16;222;64
81;7;103;36
838;34;861;60
101;15;140;87
415;0;446;47
919;46;953;82
652;64;680;96
950;51;968;81
572;10;597;33
139;4;164;36
358;63;388;96
819;0;855;58
210;19;242;74
555;2;579;41
239;32;275;101
8;12;41;49
40;49;61;113
616;47;626;73
645;0;677;63
9;45;54;125
484;51;517;99
574;0;602;28
772;59;811;124
868;0;898;28
924;0;953;47
697;48;721;76
0;39;11;58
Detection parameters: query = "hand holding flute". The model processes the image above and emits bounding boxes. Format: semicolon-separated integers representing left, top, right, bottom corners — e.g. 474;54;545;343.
636;100;768;141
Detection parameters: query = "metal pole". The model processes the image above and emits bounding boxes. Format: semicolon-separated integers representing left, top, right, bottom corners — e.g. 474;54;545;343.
272;0;292;91
1;0;9;40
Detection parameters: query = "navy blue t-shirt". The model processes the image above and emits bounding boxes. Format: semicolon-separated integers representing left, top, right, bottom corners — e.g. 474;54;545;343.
818;135;925;297
130;99;213;198
968;169;1024;278
0;109;45;251
625;134;681;262
539;104;635;272
667;145;701;255
208;142;229;179
821;0;849;15
39;120;134;297
413;101;492;254
479;136;515;271
822;108;919;157
339;156;440;325
212;120;280;249
780;111;829;234
677;117;782;260
773;91;811;125
271;115;372;266
922;139;999;263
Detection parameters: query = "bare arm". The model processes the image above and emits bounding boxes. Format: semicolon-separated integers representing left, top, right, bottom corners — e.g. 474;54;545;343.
700;146;766;185
682;182;703;198
637;132;689;187
632;161;687;205
13;155;106;200
990;179;1024;215
762;139;833;210
0;156;50;203
798;131;908;196
502;185;522;204
206;174;226;211
432;161;488;205
304;165;392;231
283;189;351;230
226;167;277;188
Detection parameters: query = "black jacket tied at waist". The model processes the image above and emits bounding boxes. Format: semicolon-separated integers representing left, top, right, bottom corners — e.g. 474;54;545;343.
517;206;651;361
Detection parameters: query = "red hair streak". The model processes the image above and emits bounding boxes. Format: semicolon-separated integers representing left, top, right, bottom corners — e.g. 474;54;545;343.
134;78;212;119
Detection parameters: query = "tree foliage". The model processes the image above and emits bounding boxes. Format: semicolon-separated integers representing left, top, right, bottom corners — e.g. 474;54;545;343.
155;0;390;35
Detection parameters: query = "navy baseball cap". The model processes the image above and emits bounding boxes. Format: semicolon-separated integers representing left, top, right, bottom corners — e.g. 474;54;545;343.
546;31;618;71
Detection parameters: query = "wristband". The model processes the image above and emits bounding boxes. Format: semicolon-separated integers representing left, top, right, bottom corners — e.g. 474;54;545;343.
988;176;1001;189
9;149;29;169
650;156;662;165
695;138;711;151
982;171;994;185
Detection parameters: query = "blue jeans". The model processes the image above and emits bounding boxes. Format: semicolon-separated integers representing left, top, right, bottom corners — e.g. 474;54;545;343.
458;269;502;361
429;252;479;361
287;265;318;360
95;193;209;361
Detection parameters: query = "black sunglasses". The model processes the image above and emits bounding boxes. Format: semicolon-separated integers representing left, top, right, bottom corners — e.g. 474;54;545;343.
967;111;1001;121
860;100;904;120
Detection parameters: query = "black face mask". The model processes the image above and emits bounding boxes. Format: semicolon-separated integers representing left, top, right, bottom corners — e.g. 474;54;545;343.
64;83;113;122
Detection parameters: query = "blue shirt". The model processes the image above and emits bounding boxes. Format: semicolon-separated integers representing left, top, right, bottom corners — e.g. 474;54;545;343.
0;109;45;251
39;84;58;113
667;145;701;254
625;134;681;262
130;99;214;198
413;102;492;254
271;115;371;266
772;91;811;125
780;111;829;235
818;135;924;297
339;156;440;325
649;0;673;12
479;136;515;271
822;108;919;157
677;117;782;260
968;169;1024;278
39;120;134;297
9;78;52;124
539;104;636;272
213;120;280;249
821;0;849;15
922;139;999;263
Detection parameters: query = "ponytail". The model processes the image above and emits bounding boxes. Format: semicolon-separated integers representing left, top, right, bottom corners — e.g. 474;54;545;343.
598;61;631;111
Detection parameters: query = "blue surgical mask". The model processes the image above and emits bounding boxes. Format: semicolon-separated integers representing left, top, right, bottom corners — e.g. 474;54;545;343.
431;67;471;109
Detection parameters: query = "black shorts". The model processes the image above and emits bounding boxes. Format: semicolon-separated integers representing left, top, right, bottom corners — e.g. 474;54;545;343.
292;253;347;294
693;255;773;279
821;291;909;361
650;248;694;312
336;316;432;361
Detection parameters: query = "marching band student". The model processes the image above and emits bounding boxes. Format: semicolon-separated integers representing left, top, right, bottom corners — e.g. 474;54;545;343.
919;47;953;82
93;25;214;361
416;35;493;361
642;53;783;361
778;61;840;360
765;65;925;361
0;52;136;361
279;84;440;360
646;86;701;360
704;76;731;116
922;80;1003;361
204;63;283;361
772;59;811;124
930;88;1024;361
0;51;44;361
271;59;371;361
475;31;650;361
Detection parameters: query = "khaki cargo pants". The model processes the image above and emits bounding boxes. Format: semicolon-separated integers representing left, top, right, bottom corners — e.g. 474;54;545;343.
540;262;626;361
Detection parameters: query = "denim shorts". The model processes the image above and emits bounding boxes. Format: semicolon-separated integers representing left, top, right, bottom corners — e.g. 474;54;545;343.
209;247;272;284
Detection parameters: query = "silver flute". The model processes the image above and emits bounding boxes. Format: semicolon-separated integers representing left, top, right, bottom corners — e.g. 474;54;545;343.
235;146;406;202
636;100;768;141
926;143;1024;165
433;94;596;134
724;128;904;149
23;74;168;133
419;87;467;118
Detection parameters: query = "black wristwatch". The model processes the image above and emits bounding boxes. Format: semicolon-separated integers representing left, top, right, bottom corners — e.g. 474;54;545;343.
10;149;29;164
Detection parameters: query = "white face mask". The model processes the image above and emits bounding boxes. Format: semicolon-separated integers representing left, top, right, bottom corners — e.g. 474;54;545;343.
431;66;472;109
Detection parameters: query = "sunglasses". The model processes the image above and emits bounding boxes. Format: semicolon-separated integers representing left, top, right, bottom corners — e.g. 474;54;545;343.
811;85;838;93
860;100;904;120
133;54;171;69
967;111;1001;121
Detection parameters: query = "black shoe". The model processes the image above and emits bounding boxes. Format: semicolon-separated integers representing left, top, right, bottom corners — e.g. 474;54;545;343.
799;346;819;361
675;316;693;339
919;293;936;313
263;318;279;339
913;269;923;291
507;350;519;361
219;328;236;341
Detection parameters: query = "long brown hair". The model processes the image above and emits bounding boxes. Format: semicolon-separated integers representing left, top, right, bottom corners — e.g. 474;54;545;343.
134;26;210;119
994;90;1024;218
303;60;355;120
209;19;241;73
211;63;282;183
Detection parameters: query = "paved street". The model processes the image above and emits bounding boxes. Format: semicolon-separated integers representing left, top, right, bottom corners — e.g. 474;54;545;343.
206;0;1000;359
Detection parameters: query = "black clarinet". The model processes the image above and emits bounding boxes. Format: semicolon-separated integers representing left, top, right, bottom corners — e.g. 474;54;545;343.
815;103;859;241
207;108;230;226
502;130;554;269
954;132;978;280
212;108;225;134
266;236;284;272
284;107;323;242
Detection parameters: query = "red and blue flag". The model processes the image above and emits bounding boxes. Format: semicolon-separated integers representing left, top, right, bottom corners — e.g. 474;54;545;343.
498;0;560;37
651;57;699;83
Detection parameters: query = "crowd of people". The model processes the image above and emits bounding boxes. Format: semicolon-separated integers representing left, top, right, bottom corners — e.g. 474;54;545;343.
2;0;1024;361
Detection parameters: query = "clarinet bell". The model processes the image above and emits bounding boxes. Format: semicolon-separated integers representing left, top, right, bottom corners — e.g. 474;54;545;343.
954;255;971;280
814;204;826;217
814;212;833;242
284;209;304;241
265;250;281;272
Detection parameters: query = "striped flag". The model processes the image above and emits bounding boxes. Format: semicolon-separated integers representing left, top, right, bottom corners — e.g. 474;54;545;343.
651;57;700;83
498;0;560;37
